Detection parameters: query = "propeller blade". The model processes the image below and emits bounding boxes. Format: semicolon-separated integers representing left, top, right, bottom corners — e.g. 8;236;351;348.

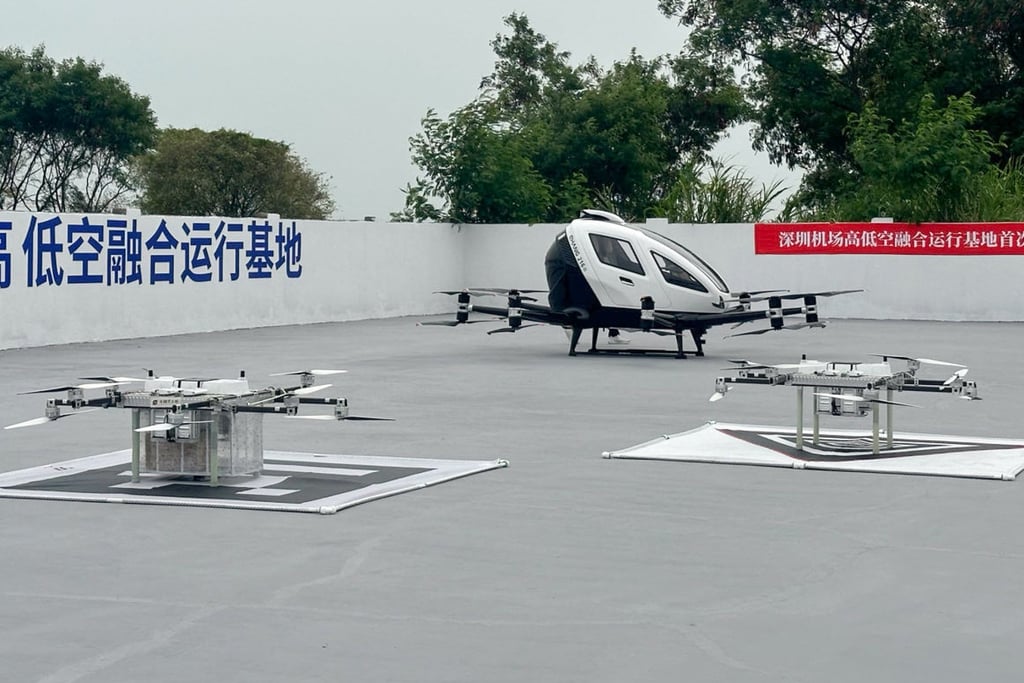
869;397;919;408
251;385;332;406
5;409;98;430
729;320;828;337
870;354;965;368
135;420;214;433
418;319;494;326
782;322;827;331
294;384;332;395
20;381;120;394
466;287;546;295
135;423;178;433
918;358;965;368
269;369;347;377
77;376;146;384
5;416;57;429
723;290;791;305
943;368;969;385
283;414;392;421
777;289;864;299
814;392;867;402
726;327;775;338
434;289;506;297
709;392;726;402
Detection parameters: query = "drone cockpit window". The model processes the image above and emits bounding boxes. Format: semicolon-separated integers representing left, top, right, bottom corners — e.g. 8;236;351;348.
590;234;644;275
652;251;708;292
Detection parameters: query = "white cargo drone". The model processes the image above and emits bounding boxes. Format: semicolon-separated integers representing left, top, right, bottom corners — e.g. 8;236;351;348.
5;370;391;486
710;354;981;454
424;209;860;358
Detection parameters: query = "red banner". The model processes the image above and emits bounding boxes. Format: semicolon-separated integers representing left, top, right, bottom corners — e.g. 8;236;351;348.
754;222;1024;255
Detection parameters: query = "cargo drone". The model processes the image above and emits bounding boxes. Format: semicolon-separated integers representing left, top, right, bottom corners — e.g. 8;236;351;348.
4;369;391;486
422;209;860;358
710;354;981;454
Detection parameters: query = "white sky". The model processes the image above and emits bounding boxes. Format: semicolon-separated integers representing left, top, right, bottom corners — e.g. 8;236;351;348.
3;0;801;220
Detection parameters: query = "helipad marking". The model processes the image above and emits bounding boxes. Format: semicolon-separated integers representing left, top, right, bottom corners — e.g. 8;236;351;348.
0;450;509;513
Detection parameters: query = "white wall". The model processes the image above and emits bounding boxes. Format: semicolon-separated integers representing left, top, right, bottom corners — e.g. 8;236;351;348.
459;220;1024;322
637;221;1022;322
1;211;1021;350
0;211;462;350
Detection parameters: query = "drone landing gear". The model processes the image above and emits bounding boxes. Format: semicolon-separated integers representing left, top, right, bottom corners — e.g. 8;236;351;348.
685;328;706;359
567;326;584;356
564;326;707;358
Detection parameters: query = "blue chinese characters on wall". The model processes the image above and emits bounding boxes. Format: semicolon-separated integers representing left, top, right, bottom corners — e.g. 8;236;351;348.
1;214;302;289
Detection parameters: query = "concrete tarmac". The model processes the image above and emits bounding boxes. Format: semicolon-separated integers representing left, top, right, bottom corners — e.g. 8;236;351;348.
1;316;1022;683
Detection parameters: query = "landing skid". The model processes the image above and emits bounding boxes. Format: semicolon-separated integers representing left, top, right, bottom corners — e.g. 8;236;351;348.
567;327;706;359
586;347;697;358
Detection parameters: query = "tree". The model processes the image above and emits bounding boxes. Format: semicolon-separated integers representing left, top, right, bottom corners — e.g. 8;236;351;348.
393;102;552;224
137;128;335;219
796;93;1007;222
658;0;1024;190
396;13;745;223
0;46;156;212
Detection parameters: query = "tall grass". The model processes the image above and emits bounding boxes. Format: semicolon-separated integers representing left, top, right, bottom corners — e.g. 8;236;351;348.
656;159;789;223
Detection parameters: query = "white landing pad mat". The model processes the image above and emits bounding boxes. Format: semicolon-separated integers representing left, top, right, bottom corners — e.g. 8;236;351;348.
0;450;508;514
603;422;1024;480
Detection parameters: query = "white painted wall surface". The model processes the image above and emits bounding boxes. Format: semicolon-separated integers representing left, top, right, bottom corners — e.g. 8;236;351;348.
1;211;1021;350
0;211;461;350
459;220;1023;322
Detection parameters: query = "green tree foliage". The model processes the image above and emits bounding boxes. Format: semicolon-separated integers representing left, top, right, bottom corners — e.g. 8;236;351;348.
658;0;1024;165
0;46;156;211
137;128;335;219
655;0;1024;222
395;13;746;223
794;94;1015;222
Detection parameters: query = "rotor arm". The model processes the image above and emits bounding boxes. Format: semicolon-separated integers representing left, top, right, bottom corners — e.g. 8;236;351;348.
897;378;981;400
49;394;120;410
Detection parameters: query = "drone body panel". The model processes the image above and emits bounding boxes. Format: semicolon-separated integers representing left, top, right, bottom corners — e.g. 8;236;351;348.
558;217;731;315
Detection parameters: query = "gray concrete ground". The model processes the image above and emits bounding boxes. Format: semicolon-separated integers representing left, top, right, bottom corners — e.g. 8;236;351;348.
1;316;1023;683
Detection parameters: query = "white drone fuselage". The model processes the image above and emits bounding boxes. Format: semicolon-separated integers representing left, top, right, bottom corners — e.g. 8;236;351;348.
562;217;733;314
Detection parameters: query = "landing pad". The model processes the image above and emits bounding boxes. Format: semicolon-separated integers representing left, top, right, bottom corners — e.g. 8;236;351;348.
0;450;508;513
603;422;1024;480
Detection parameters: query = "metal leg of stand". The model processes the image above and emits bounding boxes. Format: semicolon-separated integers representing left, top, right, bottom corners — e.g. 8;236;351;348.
795;387;804;450
813;405;820;446
131;409;140;482
886;388;894;449
872;403;880;455
209;421;219;487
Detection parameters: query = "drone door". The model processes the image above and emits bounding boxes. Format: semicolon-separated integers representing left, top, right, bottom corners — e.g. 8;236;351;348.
587;233;659;307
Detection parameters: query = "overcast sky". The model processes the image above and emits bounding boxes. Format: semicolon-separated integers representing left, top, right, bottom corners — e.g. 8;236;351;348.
3;0;800;220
